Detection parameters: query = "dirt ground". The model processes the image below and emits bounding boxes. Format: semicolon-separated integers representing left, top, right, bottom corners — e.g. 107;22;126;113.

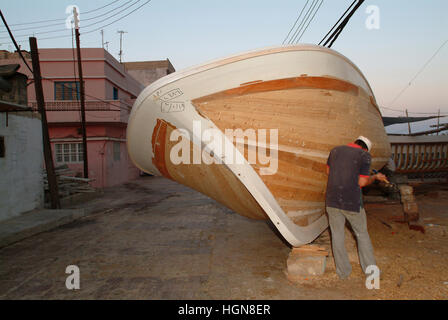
0;176;447;299
292;183;448;299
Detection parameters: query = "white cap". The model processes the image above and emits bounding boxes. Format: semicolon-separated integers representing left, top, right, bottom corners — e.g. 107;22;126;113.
356;136;372;152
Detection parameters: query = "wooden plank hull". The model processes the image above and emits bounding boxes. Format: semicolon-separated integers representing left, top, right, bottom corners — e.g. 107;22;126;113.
127;45;391;246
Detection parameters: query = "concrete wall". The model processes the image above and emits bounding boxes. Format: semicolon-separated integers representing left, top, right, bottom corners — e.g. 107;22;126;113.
126;67;169;87
124;59;175;88
0;112;43;221
48;126;139;188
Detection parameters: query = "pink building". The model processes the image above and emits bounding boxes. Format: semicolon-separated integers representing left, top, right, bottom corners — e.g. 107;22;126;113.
0;48;144;188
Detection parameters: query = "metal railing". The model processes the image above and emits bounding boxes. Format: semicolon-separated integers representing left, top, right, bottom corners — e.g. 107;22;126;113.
391;141;448;173
29;100;131;112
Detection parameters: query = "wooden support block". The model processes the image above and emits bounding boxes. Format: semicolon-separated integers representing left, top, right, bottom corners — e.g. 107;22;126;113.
291;245;328;256
287;245;329;279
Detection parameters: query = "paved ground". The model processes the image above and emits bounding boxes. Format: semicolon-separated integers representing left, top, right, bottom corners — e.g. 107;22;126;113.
0;176;447;299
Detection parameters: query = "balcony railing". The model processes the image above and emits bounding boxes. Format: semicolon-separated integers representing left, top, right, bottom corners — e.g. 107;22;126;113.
29;99;132;112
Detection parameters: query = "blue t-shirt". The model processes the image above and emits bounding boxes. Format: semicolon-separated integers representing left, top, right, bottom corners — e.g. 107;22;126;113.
326;144;371;212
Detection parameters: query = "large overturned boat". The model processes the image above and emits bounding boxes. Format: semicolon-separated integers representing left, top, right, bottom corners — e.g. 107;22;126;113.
126;44;391;246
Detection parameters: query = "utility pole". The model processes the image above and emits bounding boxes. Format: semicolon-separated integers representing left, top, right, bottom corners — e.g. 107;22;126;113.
104;41;109;51
73;7;89;178
100;29;104;48
437;109;440;135
29;37;61;209
405;109;412;135
117;30;127;63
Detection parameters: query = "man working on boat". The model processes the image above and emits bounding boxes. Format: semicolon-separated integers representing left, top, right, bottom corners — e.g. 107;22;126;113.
325;136;388;279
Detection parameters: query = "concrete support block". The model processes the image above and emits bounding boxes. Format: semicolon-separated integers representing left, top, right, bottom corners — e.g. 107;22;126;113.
401;194;416;203
399;185;419;222
398;185;413;195
403;202;419;221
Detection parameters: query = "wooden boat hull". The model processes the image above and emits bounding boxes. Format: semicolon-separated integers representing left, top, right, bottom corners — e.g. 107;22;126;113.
127;45;391;246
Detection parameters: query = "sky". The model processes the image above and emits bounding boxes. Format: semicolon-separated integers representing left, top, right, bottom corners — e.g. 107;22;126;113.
0;0;447;133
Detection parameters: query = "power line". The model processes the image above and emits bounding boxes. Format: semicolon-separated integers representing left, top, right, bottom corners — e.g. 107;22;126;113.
318;0;356;45
289;0;317;45
0;9;132;113
0;26;72;40
83;0;122;14
295;0;324;44
291;0;320;44
7;32;73;45
82;0;135;22
0;9;33;73
282;0;309;45
389;38;448;106
0;0;129;35
320;0;364;48
0;1;139;40
80;0;141;30
81;0;152;35
0;0;152;45
1;0;122;27
379;106;448;116
0;21;63;34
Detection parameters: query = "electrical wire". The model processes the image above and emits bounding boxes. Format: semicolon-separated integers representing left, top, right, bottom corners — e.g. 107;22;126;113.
3;0;150;42
282;0;309;45
380;106;447;116
0;1;139;40
288;0;317;45
1;0;122;27
295;0;324;44
80;0;141;29
318;0;356;45
0;0;129;35
320;0;364;48
389;38;448;106
0;1;151;45
0;21;63;33
0;9;33;73
82;0;122;14
81;0;151;35
82;0;135;22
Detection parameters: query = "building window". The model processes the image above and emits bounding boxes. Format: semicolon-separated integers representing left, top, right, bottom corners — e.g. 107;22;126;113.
113;87;119;100
54;81;80;100
55;143;83;163
113;142;120;161
0;136;4;158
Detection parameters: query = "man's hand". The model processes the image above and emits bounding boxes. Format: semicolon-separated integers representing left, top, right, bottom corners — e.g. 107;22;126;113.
359;173;389;187
375;172;389;184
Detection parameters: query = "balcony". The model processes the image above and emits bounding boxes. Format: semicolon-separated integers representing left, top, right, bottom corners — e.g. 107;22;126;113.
29;99;134;123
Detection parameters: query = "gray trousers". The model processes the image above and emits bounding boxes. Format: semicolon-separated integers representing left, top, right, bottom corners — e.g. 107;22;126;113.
326;206;376;279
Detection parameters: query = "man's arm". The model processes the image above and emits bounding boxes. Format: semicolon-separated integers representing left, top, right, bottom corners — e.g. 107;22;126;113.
358;152;388;187
359;172;388;187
